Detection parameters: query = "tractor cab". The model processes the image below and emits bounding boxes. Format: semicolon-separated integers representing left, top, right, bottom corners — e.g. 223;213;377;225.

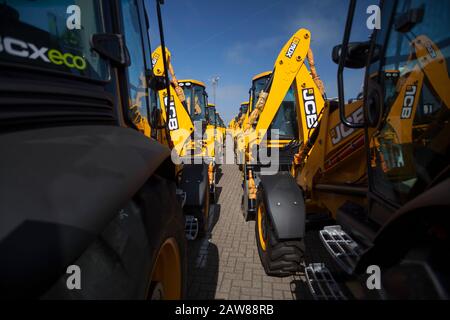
250;71;299;144
178;80;216;200
0;0;190;298
242;70;300;173
216;112;225;129
206;103;217;127
177;79;211;157
178;79;209;124
240;101;249;116
237;101;249;129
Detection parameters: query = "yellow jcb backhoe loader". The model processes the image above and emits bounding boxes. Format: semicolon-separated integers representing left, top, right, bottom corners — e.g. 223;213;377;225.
178;79;217;203
206;103;225;166
204;102;219;200
0;0;187;299
250;0;450;300
151;47;213;239
239;28;326;229
228;118;236;129
231;101;249;138
216;112;227;143
233;101;250;165
235;101;250;131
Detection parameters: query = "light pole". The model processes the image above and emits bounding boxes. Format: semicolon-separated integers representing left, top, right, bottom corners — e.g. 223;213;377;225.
211;76;219;105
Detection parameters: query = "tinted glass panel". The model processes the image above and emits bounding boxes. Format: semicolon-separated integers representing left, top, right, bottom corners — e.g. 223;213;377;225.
0;0;109;80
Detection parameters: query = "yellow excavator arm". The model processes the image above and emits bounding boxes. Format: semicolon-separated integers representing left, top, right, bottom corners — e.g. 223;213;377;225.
151;46;195;157
128;72;152;137
244;28;326;150
376;36;449;144
370;35;450;177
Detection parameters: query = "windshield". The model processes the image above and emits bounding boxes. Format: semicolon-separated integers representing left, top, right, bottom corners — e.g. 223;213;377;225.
217;115;225;127
241;104;248;114
251;75;271;112
180;82;208;121
269;85;298;139
180;83;193;115
193;85;207;121
369;0;450;205
207;106;216;125
0;0;109;81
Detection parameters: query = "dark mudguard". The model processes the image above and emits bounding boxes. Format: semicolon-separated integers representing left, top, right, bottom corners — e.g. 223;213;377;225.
259;172;305;240
0;125;171;297
242;165;257;221
179;163;208;209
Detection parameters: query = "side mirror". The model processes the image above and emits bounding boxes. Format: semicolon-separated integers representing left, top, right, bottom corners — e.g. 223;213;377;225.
146;70;167;91
332;41;373;69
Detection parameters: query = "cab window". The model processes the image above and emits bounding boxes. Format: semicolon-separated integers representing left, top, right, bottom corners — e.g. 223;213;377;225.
269;85;299;139
370;0;450;204
192;85;207;122
251;75;270;112
120;0;151;123
207;107;217;126
0;0;109;80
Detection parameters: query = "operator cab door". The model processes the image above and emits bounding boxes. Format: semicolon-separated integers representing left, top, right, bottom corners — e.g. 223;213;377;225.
364;0;450;225
179;82;209;141
269;84;300;142
117;0;159;138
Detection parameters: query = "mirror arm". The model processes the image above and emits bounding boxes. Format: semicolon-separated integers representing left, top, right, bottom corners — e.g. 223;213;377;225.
338;0;364;128
156;0;172;125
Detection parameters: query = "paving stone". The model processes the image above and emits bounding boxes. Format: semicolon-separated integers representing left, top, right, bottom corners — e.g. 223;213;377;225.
187;165;295;300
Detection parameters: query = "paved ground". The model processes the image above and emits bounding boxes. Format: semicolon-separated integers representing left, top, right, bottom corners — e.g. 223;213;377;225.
187;165;306;300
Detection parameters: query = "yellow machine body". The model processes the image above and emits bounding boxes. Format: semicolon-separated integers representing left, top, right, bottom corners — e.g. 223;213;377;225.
151;46;195;158
296;35;450;219
240;28;326;165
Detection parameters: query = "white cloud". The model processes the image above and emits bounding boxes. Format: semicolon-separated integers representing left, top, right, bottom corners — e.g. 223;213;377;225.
225;35;284;65
286;1;344;49
290;16;342;48
214;84;250;123
225;43;249;65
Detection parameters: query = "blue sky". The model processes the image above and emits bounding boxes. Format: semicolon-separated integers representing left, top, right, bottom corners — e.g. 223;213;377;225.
147;0;374;123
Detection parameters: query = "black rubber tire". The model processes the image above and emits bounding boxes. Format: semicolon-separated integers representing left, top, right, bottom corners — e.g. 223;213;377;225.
137;175;187;299
41;174;187;299
197;181;210;238
146;215;187;300
255;191;303;277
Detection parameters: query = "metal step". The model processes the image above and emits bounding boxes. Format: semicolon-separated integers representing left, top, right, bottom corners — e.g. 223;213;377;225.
305;263;346;300
319;225;363;274
185;215;199;240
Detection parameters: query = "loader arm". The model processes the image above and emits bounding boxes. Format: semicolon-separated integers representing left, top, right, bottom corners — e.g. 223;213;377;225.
380;36;449;144
244;29;325;151
253;29;310;137
129;72;152;137
152;46;194;157
371;35;450;177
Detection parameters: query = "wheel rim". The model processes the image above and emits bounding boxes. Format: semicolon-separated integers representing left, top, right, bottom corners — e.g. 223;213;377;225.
257;202;268;251
149;282;165;300
148;238;182;300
